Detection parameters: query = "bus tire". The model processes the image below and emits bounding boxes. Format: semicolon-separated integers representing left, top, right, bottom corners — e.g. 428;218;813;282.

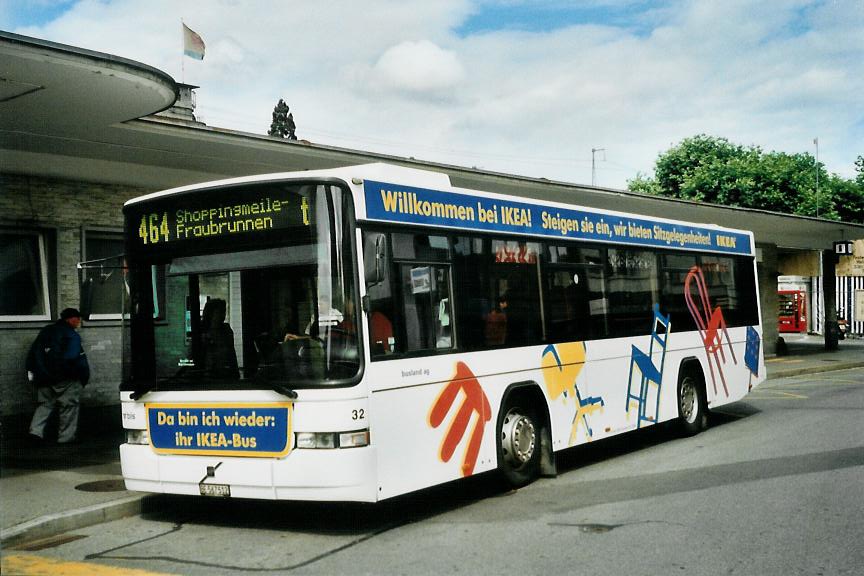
498;402;541;488
677;366;708;436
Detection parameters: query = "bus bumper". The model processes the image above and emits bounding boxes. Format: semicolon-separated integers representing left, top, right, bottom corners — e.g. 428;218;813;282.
120;443;378;502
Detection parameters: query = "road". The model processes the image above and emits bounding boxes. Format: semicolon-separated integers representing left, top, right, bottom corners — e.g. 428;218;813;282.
5;369;864;576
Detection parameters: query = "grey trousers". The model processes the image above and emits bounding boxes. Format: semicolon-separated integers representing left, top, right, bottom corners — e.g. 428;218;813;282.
29;380;83;443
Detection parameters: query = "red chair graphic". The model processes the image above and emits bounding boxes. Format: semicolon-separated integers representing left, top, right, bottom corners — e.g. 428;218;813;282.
684;266;737;397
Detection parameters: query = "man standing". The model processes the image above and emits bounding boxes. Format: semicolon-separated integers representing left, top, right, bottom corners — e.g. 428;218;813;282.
27;308;90;444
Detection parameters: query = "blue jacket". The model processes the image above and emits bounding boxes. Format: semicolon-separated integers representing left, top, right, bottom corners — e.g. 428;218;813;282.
26;320;90;386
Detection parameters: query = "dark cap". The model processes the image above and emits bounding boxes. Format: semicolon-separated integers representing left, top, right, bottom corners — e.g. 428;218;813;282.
60;308;82;320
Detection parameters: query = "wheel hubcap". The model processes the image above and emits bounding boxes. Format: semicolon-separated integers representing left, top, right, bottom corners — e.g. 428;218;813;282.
501;410;536;467
681;377;697;423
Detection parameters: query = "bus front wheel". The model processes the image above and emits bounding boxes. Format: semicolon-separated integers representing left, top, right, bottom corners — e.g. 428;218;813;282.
677;369;708;436
498;404;541;488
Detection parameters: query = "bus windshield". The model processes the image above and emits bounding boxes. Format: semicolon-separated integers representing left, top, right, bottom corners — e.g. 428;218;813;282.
125;182;360;393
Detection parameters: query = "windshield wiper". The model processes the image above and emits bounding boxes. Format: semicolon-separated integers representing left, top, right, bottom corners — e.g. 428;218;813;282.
253;373;298;399
272;384;298;399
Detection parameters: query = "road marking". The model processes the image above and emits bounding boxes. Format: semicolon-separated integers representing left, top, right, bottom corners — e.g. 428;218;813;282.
763;378;864;389
1;554;178;576
748;390;808;399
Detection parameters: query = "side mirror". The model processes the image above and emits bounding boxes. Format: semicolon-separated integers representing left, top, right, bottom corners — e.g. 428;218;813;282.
364;233;387;286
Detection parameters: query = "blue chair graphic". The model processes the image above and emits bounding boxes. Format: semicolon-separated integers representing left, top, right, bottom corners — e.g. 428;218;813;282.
626;304;671;428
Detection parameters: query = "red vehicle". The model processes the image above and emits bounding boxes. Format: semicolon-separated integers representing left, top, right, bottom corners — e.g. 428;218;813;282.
778;290;807;333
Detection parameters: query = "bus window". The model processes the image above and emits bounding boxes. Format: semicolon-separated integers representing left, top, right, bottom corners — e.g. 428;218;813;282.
400;264;453;352
545;244;608;342
128;182;360;392
363;231;397;356
545;267;592;342
697;255;759;328
606;248;659;338
490;240;542;346
659;252;699;333
452;236;542;350
392;232;449;261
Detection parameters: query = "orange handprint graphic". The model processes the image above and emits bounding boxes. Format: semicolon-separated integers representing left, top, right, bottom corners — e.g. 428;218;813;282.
428;362;491;477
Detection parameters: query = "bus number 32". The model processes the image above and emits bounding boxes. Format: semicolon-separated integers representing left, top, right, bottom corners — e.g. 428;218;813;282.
352;409;365;421
139;213;170;244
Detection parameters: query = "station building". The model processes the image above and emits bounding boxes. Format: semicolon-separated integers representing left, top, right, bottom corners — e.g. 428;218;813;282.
2;31;863;424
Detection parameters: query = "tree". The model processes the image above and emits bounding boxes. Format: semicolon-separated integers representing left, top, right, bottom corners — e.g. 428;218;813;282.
831;175;864;224
856;155;864;186
268;98;297;140
626;134;864;222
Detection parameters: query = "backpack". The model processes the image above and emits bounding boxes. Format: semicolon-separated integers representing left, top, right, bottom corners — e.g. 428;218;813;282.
25;323;64;386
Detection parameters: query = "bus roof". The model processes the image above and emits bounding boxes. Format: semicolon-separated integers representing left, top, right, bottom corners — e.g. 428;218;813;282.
126;163;755;256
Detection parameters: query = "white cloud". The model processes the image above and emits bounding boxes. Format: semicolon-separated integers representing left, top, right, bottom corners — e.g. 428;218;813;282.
4;0;862;188
370;40;465;95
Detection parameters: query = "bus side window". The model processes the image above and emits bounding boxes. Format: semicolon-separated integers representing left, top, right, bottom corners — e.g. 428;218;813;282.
400;264;453;352
363;231;397;356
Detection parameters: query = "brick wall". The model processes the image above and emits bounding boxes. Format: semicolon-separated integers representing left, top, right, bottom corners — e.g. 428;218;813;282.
1;173;150;418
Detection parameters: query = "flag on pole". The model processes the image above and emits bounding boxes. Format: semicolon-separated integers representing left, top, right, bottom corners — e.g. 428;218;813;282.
183;23;205;60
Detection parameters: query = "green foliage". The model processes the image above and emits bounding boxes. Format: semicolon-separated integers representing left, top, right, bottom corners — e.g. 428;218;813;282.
268;98;297;140
627;172;661;195
832;174;864;224
628;135;864;222
856;155;864;186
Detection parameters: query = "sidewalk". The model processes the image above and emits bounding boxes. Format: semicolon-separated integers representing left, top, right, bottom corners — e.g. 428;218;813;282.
2;335;862;548
0;424;147;548
765;333;864;379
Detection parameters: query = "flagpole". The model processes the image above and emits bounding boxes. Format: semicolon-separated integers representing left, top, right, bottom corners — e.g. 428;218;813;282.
180;18;185;84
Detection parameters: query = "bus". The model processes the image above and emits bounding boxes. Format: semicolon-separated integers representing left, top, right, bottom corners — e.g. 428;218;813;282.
117;163;764;501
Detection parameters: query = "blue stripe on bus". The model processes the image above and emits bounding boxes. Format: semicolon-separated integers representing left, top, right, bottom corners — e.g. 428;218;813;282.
363;180;752;255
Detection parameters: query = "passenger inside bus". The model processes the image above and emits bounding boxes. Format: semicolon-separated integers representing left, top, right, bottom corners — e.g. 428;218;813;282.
201;298;239;379
282;305;311;342
370;310;393;355
484;293;508;346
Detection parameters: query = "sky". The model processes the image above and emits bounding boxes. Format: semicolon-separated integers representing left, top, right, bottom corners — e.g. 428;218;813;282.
2;0;862;190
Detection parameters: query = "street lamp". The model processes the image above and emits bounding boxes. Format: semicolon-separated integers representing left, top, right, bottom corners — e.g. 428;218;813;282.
814;137;819;218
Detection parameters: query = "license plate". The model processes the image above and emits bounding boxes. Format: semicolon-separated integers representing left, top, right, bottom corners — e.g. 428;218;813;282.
199;483;231;497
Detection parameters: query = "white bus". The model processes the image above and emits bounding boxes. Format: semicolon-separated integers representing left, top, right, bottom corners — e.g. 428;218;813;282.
118;163;764;501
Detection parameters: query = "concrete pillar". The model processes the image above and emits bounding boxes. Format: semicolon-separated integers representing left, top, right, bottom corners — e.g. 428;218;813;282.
757;243;780;356
822;249;839;351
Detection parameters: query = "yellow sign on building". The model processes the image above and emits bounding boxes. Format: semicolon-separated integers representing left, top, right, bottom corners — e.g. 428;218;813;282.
836;240;864;277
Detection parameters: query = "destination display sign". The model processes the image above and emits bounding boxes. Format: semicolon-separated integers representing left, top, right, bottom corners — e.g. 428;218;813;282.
363;180;753;256
147;403;293;457
128;184;312;250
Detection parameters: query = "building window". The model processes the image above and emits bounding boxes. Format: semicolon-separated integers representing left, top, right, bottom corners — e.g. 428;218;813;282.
83;230;125;319
0;231;51;321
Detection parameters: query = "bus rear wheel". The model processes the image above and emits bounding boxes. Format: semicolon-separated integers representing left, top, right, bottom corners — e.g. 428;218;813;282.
498;403;540;488
677;369;708;436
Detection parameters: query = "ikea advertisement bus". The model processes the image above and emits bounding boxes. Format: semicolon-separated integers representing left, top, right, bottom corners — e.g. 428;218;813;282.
117;163;764;501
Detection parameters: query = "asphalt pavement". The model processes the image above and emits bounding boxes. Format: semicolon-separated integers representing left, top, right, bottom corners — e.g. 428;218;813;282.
1;333;862;549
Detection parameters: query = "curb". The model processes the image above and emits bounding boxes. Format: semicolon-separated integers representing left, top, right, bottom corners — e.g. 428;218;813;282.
766;361;864;380
1;494;147;547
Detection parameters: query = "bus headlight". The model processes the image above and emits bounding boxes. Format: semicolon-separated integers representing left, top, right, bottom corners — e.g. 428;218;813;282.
295;429;369;449
339;430;370;448
126;429;150;445
295;432;336;449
